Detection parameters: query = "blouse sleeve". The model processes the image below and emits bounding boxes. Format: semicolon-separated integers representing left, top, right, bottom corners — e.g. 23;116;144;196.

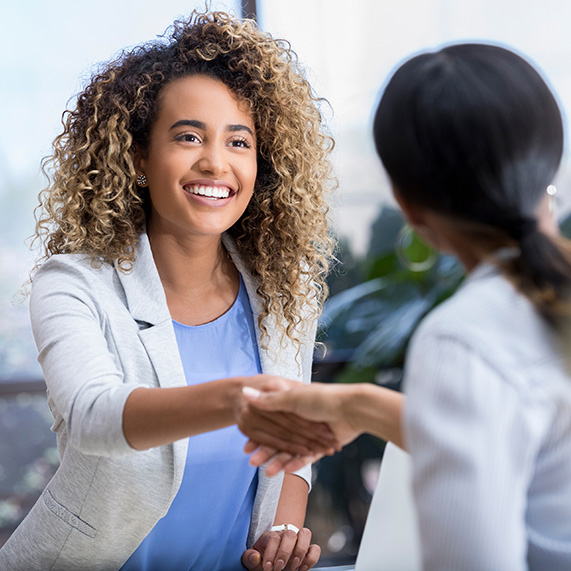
29;258;143;457
403;332;548;571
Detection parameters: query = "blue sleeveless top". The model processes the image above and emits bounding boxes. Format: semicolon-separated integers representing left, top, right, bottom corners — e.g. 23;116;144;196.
122;276;262;571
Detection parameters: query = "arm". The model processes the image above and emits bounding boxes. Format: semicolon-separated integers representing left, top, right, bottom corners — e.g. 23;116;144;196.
405;334;543;570
30;260;337;457
242;474;321;571
123;378;337;453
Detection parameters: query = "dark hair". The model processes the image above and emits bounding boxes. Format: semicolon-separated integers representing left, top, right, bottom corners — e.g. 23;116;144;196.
374;43;571;322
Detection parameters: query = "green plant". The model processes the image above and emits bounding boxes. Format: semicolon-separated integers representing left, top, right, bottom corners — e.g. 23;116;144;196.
320;207;571;386
319;206;465;385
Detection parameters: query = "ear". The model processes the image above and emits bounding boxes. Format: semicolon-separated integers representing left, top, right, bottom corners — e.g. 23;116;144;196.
132;145;147;174
392;187;427;227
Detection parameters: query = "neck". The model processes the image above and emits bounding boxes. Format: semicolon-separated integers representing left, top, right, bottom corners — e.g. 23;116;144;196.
147;220;233;297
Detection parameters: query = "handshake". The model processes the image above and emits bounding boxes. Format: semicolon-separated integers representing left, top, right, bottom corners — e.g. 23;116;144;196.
236;374;404;476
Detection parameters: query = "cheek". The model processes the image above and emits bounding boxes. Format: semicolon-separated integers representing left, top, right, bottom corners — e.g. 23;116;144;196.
245;159;258;190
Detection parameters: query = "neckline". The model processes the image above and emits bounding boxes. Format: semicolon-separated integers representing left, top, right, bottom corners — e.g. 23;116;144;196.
172;274;243;329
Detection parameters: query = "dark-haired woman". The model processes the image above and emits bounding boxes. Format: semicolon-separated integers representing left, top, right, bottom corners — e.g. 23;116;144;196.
0;10;336;571
245;43;571;569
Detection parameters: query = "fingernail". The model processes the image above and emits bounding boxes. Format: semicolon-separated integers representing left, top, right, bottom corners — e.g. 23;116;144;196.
264;562;273;571
242;386;262;399
300;566;309;571
291;557;301;569
275;560;285;571
249;552;261;565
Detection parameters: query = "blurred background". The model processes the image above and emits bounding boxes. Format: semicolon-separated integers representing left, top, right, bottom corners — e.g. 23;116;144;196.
2;0;571;564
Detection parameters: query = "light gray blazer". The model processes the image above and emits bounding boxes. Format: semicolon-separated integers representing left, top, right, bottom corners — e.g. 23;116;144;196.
0;232;314;570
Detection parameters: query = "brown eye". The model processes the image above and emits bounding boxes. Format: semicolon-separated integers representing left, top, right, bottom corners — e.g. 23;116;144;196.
229;137;252;149
175;133;201;143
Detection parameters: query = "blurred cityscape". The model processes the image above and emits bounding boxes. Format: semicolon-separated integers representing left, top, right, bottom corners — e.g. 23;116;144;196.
3;0;571;563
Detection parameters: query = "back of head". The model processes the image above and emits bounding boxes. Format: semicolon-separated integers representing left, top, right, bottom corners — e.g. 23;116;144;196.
374;43;571;324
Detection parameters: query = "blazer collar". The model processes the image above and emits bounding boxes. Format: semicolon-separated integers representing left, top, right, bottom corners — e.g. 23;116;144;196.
114;232;171;325
115;230;301;380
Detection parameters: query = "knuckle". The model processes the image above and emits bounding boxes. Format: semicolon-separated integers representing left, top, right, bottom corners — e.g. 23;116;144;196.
283;530;298;540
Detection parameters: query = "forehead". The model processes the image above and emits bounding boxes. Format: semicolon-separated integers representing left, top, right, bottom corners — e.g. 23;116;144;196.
156;74;254;126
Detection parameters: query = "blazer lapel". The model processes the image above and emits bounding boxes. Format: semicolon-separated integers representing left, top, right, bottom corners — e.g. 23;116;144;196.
115;232;188;480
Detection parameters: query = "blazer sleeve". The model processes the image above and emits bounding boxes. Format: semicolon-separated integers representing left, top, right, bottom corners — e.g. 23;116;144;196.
29;257;143;457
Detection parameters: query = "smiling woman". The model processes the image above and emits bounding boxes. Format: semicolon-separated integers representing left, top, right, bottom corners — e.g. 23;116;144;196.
140;75;258;252
0;10;336;571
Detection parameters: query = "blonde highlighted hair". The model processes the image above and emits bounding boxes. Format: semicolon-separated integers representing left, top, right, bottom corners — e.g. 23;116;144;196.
34;10;335;347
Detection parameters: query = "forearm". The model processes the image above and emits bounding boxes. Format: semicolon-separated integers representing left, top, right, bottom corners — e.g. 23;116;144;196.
345;384;405;449
273;474;309;529
123;378;241;450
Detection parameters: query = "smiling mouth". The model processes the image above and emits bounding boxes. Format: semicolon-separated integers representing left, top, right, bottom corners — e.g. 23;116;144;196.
183;184;233;200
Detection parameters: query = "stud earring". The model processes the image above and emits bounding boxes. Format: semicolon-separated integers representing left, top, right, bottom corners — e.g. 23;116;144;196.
136;173;148;187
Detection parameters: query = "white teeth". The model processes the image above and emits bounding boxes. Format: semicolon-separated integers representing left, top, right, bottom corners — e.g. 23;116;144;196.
185;185;230;199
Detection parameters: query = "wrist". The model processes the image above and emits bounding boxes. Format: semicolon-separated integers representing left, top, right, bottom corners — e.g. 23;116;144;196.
223;377;246;423
342;383;368;435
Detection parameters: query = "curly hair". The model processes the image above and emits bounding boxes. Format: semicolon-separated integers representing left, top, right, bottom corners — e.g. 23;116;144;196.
34;9;335;349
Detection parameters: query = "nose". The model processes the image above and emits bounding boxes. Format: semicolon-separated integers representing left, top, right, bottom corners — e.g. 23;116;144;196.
196;140;228;176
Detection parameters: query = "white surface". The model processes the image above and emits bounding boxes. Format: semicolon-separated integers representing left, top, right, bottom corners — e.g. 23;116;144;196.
355;443;421;571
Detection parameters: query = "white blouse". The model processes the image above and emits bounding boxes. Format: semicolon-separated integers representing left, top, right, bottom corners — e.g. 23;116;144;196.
404;260;571;570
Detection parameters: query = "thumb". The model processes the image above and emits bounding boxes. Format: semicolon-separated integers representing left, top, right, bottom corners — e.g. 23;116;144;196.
241;548;262;570
242;386;291;411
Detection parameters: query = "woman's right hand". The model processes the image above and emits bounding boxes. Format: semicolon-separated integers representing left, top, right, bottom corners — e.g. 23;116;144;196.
232;374;340;458
240;383;362;475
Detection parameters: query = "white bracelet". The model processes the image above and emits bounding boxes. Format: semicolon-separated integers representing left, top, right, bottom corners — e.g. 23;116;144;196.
271;523;300;534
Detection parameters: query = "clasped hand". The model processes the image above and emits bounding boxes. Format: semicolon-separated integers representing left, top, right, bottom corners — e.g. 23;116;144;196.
241;527;320;571
233;375;340;459
240;382;363;476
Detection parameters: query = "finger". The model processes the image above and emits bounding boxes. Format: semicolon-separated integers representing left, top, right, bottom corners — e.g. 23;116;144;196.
289;528;311;570
244;439;260;454
241;548;263;570
258;410;337;445
255;410;338;450
245;429;311;457
243;387;294;412
260;531;282;569
249;446;277;468
272;529;299;571
264;451;298;477
246;412;338;454
282;453;323;474
241;410;312;450
299;543;321;571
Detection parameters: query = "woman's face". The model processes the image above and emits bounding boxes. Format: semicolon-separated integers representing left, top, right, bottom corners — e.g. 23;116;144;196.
139;74;257;241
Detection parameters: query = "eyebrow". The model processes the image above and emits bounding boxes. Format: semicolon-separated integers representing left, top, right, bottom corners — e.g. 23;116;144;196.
170;119;254;137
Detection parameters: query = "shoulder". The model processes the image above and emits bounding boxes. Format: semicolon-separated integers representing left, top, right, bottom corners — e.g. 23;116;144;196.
405;264;569;416
412;264;555;373
33;253;115;284
30;254;119;314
